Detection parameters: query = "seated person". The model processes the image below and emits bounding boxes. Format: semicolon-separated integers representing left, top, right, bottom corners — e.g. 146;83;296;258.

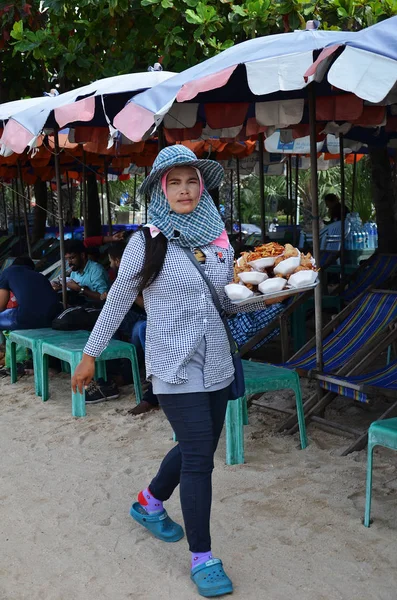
0;256;60;329
82;231;125;277
101;242;146;337
324;193;349;223
52;240;109;302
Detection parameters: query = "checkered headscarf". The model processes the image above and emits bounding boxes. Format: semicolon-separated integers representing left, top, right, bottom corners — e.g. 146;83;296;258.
145;146;225;248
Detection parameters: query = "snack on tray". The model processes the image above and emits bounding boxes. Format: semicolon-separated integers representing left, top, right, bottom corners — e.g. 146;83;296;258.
226;243;319;302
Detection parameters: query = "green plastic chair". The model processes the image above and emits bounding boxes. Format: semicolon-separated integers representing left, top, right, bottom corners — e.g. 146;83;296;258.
364;417;397;527
9;329;91;396
225;361;308;465
41;336;142;417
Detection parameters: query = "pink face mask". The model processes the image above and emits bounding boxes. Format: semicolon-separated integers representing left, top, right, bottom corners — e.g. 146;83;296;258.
161;167;204;200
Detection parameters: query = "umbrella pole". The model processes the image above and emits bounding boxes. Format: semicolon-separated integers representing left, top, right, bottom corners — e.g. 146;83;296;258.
11;179;16;235
286;156;290;225
308;83;323;373
104;159;112;236
17;160;32;258
236;157;242;248
339;135;346;281
144;166;149;223
351;153;357;212
294;155;299;246
288;155;293;228
66;170;73;233
258;132;266;242
54;129;68;310
230;169;234;234
15;178;21;244
133;174;137;225
158;124;166;151
100;178;105;229
82;152;87;237
1;182;7;233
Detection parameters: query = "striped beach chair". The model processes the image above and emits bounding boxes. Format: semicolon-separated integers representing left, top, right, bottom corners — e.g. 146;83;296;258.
282;253;397;355
310;324;397;455
341;254;397;303
286;291;397;376
277;291;397;452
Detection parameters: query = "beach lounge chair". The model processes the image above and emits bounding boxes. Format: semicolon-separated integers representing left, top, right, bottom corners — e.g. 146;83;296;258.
251;254;397;360
334;253;397;304
308;325;397;454
276;291;397;451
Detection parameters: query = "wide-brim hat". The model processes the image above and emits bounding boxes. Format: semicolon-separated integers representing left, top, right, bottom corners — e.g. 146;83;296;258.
140;145;224;195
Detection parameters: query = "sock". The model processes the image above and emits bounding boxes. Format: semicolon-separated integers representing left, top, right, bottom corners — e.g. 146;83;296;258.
191;551;213;570
137;487;164;514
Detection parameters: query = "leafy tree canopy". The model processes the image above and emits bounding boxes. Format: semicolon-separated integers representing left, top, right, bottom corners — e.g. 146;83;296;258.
1;0;397;101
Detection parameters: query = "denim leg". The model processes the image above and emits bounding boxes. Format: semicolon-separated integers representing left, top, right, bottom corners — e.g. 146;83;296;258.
149;387;229;552
131;320;147;351
0;308;19;330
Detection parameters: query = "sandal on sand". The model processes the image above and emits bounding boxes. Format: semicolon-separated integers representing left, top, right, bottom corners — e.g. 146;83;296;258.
191;558;233;598
129;502;184;542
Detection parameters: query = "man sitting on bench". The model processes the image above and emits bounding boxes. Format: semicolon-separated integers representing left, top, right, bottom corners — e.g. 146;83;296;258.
0;256;60;329
52;239;110;303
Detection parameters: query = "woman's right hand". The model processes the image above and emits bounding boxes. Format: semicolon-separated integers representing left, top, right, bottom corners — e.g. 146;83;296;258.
72;354;96;394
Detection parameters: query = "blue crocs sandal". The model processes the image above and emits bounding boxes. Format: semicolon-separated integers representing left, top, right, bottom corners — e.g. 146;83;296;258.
191;558;233;598
129;502;184;542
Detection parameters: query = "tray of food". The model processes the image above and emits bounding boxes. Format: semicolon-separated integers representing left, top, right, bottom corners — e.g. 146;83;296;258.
225;242;319;306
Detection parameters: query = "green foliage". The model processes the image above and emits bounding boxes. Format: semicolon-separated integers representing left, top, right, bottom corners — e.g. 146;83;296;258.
1;0;396;102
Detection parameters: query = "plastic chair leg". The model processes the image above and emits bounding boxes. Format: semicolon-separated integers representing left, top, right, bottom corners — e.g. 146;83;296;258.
95;361;107;381
129;345;142;405
70;356;86;418
242;395;248;426
364;441;374;527
31;346;42;397
225;397;245;465
293;377;308;450
41;353;50;402
10;340;17;384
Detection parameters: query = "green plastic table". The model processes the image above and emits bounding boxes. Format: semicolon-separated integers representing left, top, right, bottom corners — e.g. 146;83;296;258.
225;361;307;465
9;329;91;396
41;336;142;417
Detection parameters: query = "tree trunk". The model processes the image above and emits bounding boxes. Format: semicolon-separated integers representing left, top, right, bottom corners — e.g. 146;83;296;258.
369;147;397;253
85;173;102;237
32;178;48;244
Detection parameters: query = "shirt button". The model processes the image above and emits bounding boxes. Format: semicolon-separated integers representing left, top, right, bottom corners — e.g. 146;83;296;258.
201;293;205;299
204;271;209;275
203;319;208;324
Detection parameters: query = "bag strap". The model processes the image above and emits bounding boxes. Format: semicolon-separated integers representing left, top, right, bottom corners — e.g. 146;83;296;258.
181;247;238;355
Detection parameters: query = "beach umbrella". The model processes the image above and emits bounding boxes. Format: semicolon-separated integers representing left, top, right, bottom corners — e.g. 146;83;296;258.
112;17;397;378
0;71;176;155
0;71;177;307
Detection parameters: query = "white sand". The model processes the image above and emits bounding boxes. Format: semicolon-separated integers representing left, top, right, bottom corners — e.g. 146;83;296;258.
1;373;397;600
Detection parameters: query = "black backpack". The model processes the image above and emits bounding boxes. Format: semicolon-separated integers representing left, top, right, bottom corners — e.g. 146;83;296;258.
52;306;101;331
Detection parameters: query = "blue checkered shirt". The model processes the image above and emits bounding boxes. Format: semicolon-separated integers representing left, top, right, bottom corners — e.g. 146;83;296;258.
84;231;270;387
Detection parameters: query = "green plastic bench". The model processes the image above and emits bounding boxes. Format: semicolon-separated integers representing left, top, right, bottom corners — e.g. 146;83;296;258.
41;336;142;417
225;361;308;465
9;329;91;396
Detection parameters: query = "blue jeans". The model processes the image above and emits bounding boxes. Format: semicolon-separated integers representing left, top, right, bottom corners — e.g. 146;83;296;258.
149;386;230;553
0;308;20;330
131;319;147;352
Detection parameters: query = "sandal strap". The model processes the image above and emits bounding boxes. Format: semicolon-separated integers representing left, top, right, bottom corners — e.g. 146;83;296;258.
191;558;222;576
